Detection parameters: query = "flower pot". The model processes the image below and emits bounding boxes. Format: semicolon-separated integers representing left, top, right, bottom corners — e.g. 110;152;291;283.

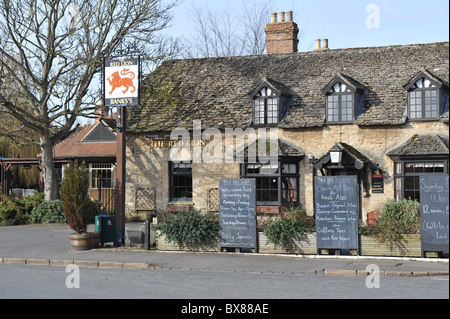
367;212;380;226
258;232;317;255
360;234;421;257
69;232;101;251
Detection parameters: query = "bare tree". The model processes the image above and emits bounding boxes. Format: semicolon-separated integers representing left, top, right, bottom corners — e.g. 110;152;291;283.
240;0;275;56
181;0;276;58
0;0;179;200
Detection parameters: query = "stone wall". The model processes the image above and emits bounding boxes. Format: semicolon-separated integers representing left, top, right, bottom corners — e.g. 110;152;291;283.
279;121;448;216
125;119;447;221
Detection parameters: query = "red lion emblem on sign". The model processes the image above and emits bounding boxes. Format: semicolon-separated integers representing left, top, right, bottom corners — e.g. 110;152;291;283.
107;69;136;95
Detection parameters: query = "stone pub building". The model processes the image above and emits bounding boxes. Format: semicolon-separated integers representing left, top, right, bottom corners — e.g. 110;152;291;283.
124;12;449;222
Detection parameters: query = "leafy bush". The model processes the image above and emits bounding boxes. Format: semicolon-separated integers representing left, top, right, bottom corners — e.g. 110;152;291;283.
263;207;315;251
0;192;44;225
60;161;92;234
371;199;420;250
28;200;66;224
158;209;219;249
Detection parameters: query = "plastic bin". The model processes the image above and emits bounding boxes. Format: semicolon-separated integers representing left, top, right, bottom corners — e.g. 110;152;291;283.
95;215;116;246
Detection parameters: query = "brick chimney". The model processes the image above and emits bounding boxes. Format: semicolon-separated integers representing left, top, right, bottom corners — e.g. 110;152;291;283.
265;11;299;54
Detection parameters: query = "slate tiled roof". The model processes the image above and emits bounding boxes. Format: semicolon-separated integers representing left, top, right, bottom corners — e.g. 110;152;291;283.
128;42;449;133
239;139;305;158
52;120;116;158
386;134;449;157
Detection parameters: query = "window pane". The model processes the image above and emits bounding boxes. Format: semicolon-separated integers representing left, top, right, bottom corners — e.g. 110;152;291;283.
395;177;403;201
394;162;402;175
414;162;424;173
404;176;420;201
333;83;340;92
171;162;192;200
282;177;298;202
267;98;278;124
282;164;297;174
435;163;445;173
405;162;415;173
424;89;438;118
260;164;279;174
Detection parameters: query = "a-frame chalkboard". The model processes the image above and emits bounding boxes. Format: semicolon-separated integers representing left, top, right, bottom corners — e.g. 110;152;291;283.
219;179;257;251
420;175;449;255
314;176;359;252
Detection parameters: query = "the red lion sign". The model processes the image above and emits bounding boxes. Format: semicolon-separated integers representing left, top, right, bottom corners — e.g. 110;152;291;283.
107;69;136;95
104;57;139;106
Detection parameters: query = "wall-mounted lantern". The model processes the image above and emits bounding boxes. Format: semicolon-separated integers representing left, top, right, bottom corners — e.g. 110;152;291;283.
329;145;343;164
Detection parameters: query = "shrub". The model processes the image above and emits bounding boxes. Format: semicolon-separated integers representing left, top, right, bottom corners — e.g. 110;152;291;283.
371;199;420;250
28;200;66;224
158;209;219;249
263;207;315;251
0;192;44;225
60;161;92;234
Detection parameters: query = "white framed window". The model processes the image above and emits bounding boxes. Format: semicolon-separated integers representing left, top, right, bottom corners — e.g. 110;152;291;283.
89;163;116;189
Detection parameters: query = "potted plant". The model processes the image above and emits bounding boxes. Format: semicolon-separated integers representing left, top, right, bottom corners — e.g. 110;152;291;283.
60;161;100;251
261;207;316;254
360;199;421;257
156;208;220;251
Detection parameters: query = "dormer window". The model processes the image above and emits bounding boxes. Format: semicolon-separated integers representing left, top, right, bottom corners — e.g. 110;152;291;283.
251;78;291;126
326;82;354;123
322;74;365;124
254;87;278;125
404;71;447;121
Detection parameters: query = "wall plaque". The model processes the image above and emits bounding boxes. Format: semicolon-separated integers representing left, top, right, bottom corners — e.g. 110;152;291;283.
371;169;384;194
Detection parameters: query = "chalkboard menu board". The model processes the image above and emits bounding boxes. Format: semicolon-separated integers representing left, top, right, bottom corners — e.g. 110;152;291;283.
219;179;257;250
314;176;359;251
420;175;449;254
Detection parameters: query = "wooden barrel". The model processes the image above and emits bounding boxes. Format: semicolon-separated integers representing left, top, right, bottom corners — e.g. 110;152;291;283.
70;232;101;251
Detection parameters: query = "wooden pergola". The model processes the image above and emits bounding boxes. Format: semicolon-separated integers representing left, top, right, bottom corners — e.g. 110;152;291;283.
0;157;71;195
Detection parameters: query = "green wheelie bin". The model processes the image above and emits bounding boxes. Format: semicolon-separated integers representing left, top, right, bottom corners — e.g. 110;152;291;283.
95;215;116;246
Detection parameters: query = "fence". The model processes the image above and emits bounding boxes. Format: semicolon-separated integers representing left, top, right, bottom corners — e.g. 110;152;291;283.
91;178;116;215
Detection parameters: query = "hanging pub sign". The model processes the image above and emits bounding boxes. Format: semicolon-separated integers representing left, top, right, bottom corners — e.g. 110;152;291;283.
371;168;384;194
104;57;140;107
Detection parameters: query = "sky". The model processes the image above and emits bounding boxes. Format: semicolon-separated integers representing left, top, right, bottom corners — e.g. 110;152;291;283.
165;0;449;52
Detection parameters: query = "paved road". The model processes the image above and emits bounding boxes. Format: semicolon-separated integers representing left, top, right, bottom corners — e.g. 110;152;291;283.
0;263;448;299
0;224;449;301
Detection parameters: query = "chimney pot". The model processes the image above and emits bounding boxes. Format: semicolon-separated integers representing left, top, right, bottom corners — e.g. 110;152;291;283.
322;39;329;49
315;39;321;51
266;11;299;54
286;11;293;22
270;13;277;24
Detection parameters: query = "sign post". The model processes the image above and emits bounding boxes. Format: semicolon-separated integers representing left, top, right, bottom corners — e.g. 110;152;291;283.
102;49;140;246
